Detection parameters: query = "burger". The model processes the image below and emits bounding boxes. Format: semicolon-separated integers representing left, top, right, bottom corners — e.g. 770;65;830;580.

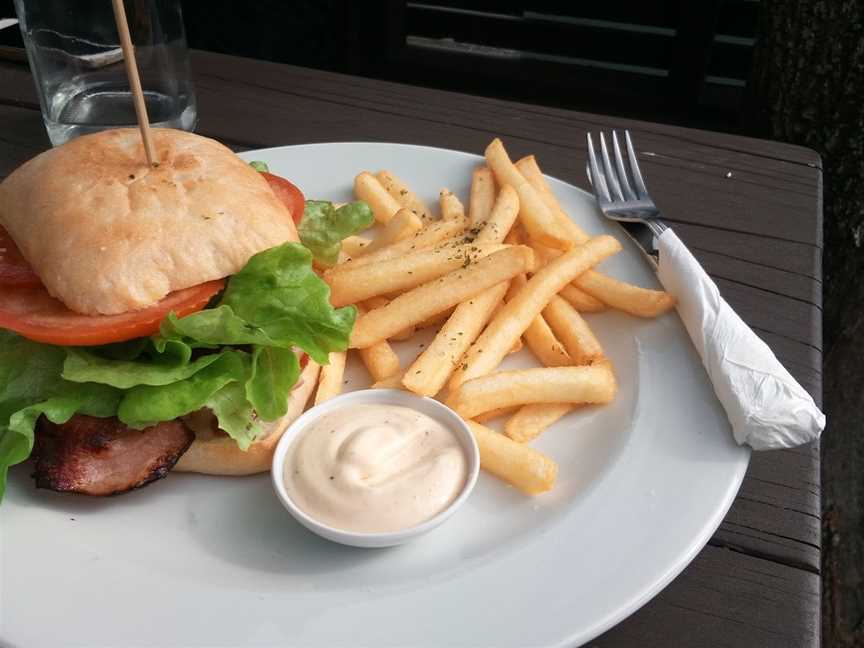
0;128;371;499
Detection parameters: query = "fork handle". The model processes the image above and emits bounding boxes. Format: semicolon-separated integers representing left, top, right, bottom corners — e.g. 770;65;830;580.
655;229;824;450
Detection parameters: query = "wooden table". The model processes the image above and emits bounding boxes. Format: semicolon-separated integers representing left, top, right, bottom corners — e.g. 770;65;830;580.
0;51;822;647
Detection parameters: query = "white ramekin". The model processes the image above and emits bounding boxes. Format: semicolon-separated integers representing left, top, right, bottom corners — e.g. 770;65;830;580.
271;388;480;548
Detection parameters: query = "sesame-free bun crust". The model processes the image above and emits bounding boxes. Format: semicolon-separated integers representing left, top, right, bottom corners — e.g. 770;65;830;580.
0;128;298;315
174;360;320;476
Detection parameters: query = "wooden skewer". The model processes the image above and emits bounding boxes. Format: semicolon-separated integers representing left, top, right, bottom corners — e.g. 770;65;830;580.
110;0;157;166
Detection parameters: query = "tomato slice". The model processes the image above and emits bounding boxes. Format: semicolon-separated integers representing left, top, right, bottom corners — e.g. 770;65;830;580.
261;172;305;224
0;226;41;287
0;280;225;347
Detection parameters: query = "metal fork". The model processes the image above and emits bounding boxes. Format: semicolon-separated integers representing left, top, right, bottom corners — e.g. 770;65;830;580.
581;129;824;450
586;130;666;264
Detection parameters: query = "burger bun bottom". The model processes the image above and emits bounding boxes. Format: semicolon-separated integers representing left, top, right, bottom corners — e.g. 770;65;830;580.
174;360;320;475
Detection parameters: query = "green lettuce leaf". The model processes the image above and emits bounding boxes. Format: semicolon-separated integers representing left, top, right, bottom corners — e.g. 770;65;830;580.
117;351;248;429
248;160;269;173
62;347;225;388
246;346;300;422
98;338;150;360
158;244;355;364
218;242;356;364
158;305;277;348
0;331;122;500
206;381;259;451
298;200;374;266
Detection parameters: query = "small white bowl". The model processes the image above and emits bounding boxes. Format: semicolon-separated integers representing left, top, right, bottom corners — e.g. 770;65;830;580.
271;389;480;548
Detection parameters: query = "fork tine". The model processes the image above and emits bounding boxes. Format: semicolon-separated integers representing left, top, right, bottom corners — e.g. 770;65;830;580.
599;133;625;202
612;131;638;201
586;133;610;202
624;130;648;198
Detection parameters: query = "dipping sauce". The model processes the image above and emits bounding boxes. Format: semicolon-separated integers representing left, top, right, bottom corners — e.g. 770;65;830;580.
283;403;468;533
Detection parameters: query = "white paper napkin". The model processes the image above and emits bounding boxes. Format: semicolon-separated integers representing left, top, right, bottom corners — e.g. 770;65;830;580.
656;229;825;450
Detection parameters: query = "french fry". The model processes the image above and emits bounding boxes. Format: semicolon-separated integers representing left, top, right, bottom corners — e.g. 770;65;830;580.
332;216;468;271
402;281;509;397
314;351;347;405
543;296;604;366
525;318;570;366
341;235;372;258
524;316;571;367
364;297;409;338
359;342;401;382
354;303;401;381
516;155;676;317
449;363;617;419
507;274;571;367
390;325;415;341
388;307;456;338
439;189;466;221
467;421;557;495
364;296;389;310
376;170;433;221
350;246;534;348
469;165;496;225
475;184;520;244
559;283;606;312
354;172;401;224
485;139;571;250
531;242;605;312
575;271;677;318
473;405;519;423
450;236;621;388
504;403;574;443
351;208;423;259
327;242;507;307
516;154;590;244
371;369;407;389
416;306;456;330
508;338;523;354
503;228;521;245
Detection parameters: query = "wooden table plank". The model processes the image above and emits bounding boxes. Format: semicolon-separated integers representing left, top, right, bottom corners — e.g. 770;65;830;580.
0;104;50;177
594;545;820;647
0;51;822;646
713;444;821;571
673;220;821;281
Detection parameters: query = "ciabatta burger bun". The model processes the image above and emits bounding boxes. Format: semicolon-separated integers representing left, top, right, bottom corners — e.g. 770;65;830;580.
0;128;298;315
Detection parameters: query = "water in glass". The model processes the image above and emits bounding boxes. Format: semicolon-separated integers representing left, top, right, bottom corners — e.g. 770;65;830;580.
13;0;196;145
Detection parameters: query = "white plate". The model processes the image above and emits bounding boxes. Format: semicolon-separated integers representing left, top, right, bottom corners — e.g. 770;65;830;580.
0;142;750;647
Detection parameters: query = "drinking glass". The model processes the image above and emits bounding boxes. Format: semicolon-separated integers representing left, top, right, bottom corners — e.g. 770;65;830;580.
13;0;196;145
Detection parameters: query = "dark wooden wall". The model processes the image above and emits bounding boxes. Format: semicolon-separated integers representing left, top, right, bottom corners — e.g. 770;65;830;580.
346;0;757;130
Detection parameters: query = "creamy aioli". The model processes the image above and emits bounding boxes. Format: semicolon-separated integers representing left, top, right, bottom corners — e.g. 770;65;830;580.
283;404;468;533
